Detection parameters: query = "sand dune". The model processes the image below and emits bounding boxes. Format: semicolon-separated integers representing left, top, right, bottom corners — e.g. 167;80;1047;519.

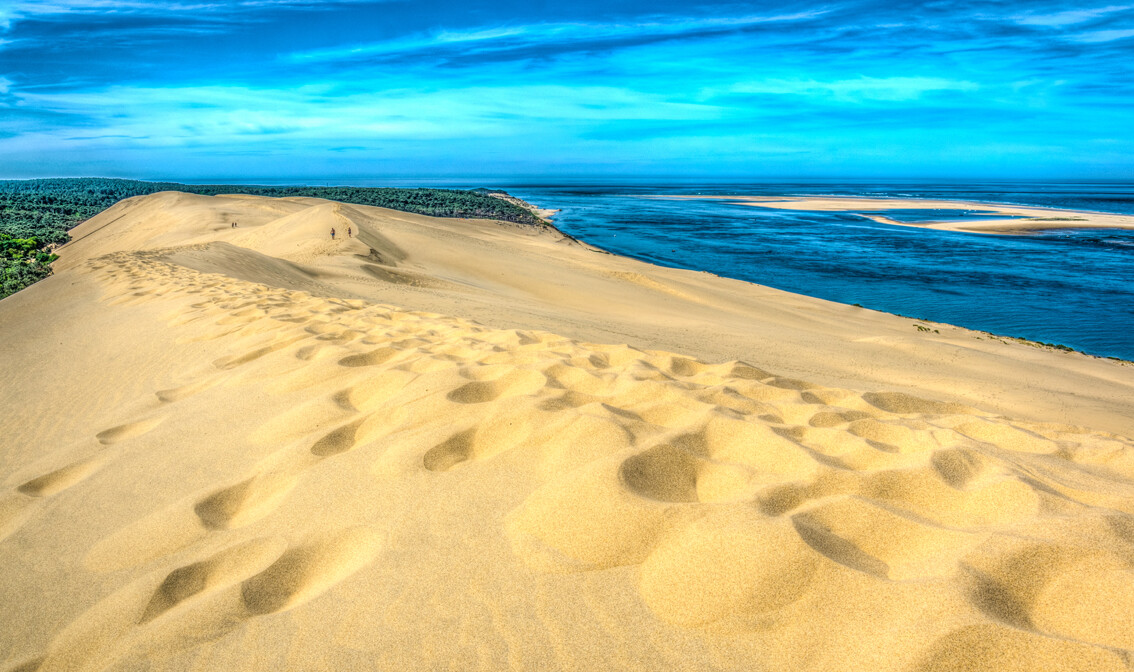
1;193;1133;671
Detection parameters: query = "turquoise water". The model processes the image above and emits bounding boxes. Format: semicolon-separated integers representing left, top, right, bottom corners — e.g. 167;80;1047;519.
502;182;1134;361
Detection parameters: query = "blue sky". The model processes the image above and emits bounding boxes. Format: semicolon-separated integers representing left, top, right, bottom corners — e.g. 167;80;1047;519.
1;0;1132;181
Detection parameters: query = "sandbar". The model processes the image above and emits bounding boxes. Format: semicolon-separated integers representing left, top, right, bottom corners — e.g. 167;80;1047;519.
660;194;1134;234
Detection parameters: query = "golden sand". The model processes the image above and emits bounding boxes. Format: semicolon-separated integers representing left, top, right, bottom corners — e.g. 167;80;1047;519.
1;192;1132;671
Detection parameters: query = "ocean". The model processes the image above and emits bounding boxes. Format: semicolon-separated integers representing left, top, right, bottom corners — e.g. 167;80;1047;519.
497;181;1134;361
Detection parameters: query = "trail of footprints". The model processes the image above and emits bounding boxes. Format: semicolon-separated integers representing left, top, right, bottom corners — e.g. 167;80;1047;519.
0;415;167;544
6;248;1134;669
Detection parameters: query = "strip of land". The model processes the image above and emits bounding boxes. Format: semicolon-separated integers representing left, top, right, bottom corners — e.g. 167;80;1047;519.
1;191;1132;671
663;194;1134;234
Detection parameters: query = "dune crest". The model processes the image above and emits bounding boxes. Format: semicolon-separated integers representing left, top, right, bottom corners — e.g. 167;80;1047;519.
1;193;1132;670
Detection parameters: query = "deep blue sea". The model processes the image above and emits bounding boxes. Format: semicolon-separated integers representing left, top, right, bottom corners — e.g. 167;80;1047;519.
494;181;1134;361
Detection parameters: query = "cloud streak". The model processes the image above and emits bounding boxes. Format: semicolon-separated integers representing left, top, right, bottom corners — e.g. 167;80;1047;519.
284;11;830;68
1013;5;1133;27
729;77;981;103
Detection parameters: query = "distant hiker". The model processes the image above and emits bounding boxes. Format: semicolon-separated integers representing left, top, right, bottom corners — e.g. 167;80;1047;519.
347;227;352;237
331;227;336;240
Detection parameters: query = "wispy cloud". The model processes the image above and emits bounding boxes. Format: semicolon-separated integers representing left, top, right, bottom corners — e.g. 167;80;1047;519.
66;133;150;140
0;0;388;38
728;77;980;103
2;1;216;22
1072;27;1134;42
286;11;831;65
3;0;376;18
1013;5;1133;27
18;80;724;139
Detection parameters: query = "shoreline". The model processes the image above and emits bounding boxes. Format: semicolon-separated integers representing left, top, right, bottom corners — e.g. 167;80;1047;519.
530;193;1132;361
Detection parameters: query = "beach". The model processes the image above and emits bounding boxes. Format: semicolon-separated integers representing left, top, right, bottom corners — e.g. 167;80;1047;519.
2;192;1133;671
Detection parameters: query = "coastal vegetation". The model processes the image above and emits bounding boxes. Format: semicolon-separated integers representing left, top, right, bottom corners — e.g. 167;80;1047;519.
1;233;58;298
0;178;546;299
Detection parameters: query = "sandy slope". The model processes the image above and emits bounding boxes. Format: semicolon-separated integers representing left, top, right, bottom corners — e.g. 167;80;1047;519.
1;192;1133;671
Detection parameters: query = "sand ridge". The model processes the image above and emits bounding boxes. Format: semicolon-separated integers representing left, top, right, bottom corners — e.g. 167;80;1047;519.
0;193;1133;670
49;192;1134;439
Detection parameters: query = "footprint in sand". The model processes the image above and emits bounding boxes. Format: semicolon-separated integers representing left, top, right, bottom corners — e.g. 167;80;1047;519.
618;444;703;503
537;390;603;411
861;391;977;416
541;363;613;396
846;417;937;454
809;409;875;428
446;368;547;404
618;414;818;504
139;536;287;623
35;530;381;672
211;334;307;370
86;470;299;573
790;496;984;581
310;417;368;457
214;307;267;325
194;471;300;531
95;416;166;445
776;423;913;471
338;346;400;368
86;407;368;573
960;538;1134;650
914;623;1128;672
294;342;351;362
422;428;478;472
17;454;110;498
0;453;112;542
155;377;220;403
422;403;544;472
240;527;383;615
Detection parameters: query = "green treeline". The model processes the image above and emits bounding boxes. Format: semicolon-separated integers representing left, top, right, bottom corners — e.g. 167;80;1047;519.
0;178;545;299
1;233;59;298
